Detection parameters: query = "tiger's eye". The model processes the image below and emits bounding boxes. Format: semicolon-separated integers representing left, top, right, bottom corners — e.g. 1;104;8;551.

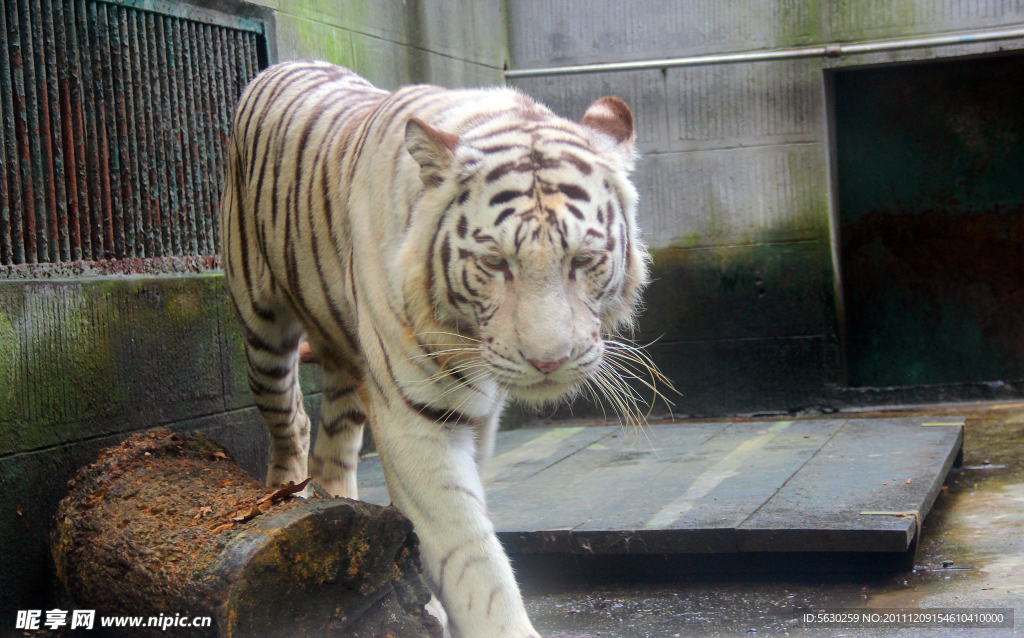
482;255;508;270
571;253;595;267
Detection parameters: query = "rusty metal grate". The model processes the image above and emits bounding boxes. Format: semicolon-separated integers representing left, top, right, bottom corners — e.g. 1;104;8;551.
0;0;267;266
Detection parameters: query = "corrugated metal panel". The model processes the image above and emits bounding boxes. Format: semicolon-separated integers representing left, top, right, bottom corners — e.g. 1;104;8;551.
0;0;266;266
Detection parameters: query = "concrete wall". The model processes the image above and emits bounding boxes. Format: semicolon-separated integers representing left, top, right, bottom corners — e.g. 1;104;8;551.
0;0;508;619
255;0;508;88
507;0;1024;416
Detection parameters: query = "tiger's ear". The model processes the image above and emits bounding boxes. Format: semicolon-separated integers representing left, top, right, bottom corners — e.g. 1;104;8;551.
405;118;458;187
581;96;636;170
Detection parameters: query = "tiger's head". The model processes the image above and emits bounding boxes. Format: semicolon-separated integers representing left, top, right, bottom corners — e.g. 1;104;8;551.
403;94;649;405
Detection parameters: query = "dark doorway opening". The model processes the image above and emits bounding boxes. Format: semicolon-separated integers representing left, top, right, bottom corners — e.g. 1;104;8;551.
834;53;1024;388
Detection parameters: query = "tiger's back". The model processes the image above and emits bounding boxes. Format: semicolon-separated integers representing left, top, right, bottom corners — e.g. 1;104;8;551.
221;61;382;366
221;60;648;638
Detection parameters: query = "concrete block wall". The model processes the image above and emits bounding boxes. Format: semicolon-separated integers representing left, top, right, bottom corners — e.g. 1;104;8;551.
507;0;1024;416
255;0;508;89
0;0;508;619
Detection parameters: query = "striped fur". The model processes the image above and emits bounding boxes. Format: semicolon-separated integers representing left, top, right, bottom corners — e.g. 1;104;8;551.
220;60;649;638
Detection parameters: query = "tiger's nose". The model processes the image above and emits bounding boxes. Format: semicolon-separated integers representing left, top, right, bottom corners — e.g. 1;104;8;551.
527;356;568;374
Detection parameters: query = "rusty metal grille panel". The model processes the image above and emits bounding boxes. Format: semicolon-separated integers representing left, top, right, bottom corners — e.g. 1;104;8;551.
0;0;266;266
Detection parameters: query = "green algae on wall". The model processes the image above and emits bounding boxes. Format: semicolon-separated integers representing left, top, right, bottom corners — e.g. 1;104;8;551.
639;241;832;345
273;11;354;66
264;0;506;88
0;276;249;457
0;311;16;406
0;284;125;453
778;0;823;46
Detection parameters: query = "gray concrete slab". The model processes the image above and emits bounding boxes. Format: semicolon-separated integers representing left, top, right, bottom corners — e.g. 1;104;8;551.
360;417;962;558
512;403;1024;637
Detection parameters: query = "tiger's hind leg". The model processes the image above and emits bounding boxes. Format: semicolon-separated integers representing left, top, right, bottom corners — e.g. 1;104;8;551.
241;308;312;489
310;365;366;499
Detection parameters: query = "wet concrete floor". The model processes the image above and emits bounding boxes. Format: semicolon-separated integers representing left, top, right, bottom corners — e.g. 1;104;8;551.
515;402;1024;637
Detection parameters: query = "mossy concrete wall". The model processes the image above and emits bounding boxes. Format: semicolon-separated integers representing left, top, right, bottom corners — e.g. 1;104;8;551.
0;276;325;617
508;0;1024;416
0;0;509;620
254;0;509;89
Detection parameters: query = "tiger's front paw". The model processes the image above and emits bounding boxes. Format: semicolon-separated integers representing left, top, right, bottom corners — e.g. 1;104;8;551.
266;453;307;489
309;454;359;500
425;595;450;638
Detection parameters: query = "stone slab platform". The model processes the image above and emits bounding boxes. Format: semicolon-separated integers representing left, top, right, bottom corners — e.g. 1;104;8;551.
357;418;963;556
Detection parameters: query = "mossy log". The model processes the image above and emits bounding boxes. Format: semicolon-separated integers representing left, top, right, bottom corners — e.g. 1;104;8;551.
52;429;442;638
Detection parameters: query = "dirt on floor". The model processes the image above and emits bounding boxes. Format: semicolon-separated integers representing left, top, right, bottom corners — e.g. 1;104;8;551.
517;402;1024;638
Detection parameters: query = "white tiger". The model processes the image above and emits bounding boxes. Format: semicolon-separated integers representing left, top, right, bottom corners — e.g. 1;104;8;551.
220;60;649;638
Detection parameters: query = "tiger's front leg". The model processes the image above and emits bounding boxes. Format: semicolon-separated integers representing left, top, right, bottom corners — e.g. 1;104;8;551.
310;366;366;499
370;402;540;638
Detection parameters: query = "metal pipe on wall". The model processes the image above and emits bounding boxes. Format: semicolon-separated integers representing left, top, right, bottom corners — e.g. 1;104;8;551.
504;26;1024;78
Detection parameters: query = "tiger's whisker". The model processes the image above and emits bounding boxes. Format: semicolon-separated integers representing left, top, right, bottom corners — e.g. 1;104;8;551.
594;370;657;455
407;347;480;362
410;361;493;387
414;331;482;343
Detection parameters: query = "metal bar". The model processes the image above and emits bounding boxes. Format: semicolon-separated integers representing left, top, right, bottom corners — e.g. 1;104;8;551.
155;14;177;255
33;0;58;262
6;0;27;264
0;0;19;264
147;10;168;257
0;10;8;265
118;6;140;258
210;25;227;253
18;0;42;263
0;85;7;265
31;0;57;262
505;26;1024;78
127;8;146;257
67;0;90;261
247;31;259;84
200;23;222;254
95;1;117;259
48;0;70;262
55;0;82;261
210;25;228;253
182;18;202;255
111;5;133;258
81;0;103;260
240;31;254;92
132;8;154;258
108;3;123;257
191;21;208;255
198;22;215;255
236;31;250;93
212;24;233;252
192;20;215;254
165;15;185;255
177;17;197;256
